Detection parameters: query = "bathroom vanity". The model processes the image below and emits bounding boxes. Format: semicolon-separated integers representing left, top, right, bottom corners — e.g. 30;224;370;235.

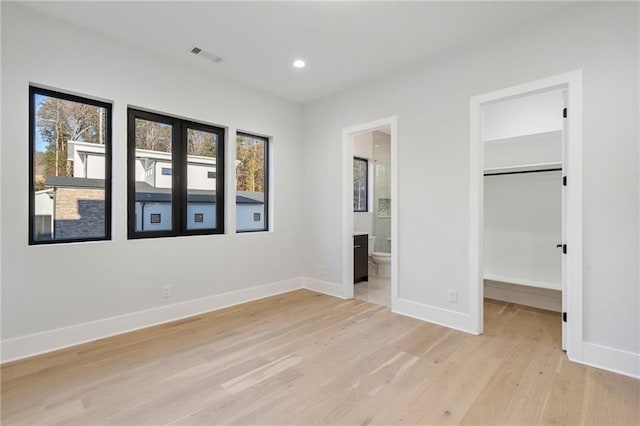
353;234;368;283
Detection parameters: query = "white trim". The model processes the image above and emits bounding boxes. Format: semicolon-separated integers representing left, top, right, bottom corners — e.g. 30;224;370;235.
342;116;399;310
484;280;562;312
5;275;636;380
579;343;640;379
484;274;561;291
1;278;303;363
469;70;584;359
394;298;474;334
483;162;563;174
303;277;346;299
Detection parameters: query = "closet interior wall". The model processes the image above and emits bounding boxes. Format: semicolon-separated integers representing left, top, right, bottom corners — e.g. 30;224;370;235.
482;90;564;312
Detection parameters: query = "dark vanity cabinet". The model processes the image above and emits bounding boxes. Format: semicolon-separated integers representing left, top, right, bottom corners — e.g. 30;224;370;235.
354;234;368;283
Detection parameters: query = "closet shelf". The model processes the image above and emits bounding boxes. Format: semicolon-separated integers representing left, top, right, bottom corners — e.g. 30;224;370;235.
483;161;562;175
483;129;562;144
484;274;561;291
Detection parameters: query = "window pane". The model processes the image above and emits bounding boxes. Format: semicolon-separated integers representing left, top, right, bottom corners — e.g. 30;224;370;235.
353;158;367;212
186;128;217;230
134;118;173;232
236;134;267;232
32;91;109;242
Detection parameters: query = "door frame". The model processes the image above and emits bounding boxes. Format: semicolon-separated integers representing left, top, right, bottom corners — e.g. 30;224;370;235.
342;116;398;310
468;70;583;361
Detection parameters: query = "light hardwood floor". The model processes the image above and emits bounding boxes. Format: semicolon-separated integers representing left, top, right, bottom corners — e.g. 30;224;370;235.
2;290;638;425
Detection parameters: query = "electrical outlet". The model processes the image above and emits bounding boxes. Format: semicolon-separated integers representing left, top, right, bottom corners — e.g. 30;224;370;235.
162;285;171;298
448;289;457;304
319;265;326;276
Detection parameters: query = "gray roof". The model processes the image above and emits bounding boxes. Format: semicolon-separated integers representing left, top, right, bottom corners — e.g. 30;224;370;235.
135;182;263;204
44;176;105;189
236;191;264;204
43;177;263;204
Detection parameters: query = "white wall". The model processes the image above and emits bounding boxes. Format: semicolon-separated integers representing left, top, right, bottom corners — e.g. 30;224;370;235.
86;154;105;179
353;132;373;159
236;204;265;232
372;131;391;253
154;161;173;188
483;90;563;141
135;201;174;232
483;90;563;169
483;92;563;291
484;131;562;169
1;4;304;352
186;162;215;191
302;1;639;368
484;172;562;287
2;2;638;377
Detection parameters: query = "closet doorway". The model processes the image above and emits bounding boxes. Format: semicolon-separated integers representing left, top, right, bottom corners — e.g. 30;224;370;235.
469;71;583;360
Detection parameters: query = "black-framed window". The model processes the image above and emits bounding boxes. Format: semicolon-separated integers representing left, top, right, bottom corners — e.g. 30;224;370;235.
127;109;225;238
353;157;368;212
236;132;268;232
29;86;112;245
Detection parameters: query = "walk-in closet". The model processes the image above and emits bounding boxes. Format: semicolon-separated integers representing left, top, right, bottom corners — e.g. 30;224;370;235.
482;89;566;346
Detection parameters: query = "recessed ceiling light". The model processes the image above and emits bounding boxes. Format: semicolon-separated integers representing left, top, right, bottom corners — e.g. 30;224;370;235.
293;59;306;68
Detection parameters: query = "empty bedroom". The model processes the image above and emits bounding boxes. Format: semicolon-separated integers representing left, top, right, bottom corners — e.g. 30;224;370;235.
1;1;638;424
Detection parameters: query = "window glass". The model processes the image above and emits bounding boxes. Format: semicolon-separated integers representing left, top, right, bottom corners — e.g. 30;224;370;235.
127;109;225;238
30;87;111;244
133;118;173;232
186;127;218;230
353;157;368;212
236;133;268;232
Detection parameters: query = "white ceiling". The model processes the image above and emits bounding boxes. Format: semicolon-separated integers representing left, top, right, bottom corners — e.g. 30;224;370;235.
24;1;573;104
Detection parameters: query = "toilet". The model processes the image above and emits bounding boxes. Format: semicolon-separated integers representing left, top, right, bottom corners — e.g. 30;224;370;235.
368;236;391;278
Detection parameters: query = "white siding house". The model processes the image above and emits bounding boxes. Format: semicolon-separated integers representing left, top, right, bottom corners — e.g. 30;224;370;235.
44;141;265;231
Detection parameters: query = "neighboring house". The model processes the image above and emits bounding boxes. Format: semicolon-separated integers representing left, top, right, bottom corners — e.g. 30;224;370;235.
236;191;265;231
35;141;265;238
38;176;106;240
33;189;54;239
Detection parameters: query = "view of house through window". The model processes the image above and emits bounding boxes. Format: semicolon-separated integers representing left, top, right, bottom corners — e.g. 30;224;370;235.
30;86;112;244
128;109;225;238
236;133;268;232
187;128;218;230
353;157;368;212
133;117;174;232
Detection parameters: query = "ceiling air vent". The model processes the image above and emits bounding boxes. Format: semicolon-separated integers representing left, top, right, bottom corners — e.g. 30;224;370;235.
190;46;223;63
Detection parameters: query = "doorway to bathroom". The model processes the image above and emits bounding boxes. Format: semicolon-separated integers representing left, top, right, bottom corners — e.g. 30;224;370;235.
342;117;398;309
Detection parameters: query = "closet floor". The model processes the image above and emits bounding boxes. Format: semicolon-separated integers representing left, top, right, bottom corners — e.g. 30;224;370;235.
2;291;638;425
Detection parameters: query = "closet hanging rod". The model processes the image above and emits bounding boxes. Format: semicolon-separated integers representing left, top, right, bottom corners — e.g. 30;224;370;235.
484;167;562;177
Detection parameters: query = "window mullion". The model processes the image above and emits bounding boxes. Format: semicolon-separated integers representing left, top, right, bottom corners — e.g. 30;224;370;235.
216;129;225;234
174;121;185;236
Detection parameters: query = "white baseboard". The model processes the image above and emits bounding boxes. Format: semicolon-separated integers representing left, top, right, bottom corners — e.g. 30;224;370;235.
5;276;637;380
1;278;303;363
578;342;640;379
393;297;475;334
302;277;346;299
484;280;562;312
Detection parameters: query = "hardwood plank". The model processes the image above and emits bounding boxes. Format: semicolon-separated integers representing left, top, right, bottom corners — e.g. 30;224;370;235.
1;290;638;425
